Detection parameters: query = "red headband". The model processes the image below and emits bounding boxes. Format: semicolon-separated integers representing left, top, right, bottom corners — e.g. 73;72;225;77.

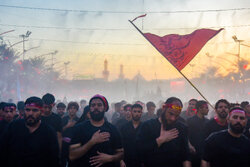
163;104;182;111
25;103;43;109
4;106;16;110
229;109;246;116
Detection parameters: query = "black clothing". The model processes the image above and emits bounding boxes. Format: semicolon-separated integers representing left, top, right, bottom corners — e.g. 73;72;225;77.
187;115;209;167
111;111;121;125
61;115;79;167
136;118;190;167
180;110;195;120
114;117;129;132
120;121;142;167
244;119;250;139
70;120;123;167
141;112;157;122
41;112;62;133
0;119;59;167
0;120;9;137
204;118;227;139
203;130;250;167
62;115;79;135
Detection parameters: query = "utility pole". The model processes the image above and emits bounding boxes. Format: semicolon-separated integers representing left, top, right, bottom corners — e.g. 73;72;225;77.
19;31;32;61
51;50;58;69
64;61;70;79
232;35;244;70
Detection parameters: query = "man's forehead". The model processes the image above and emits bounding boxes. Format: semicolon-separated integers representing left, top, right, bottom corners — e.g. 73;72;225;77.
91;98;103;104
202;104;208;107
172;100;182;106
189;101;196;105
230;111;246;117
133;107;142;111
218;102;228;106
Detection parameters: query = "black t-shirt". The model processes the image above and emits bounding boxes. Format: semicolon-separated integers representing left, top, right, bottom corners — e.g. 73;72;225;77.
70;120;123;167
120;121;142;167
204;118;227;139
0;119;59;167
62;115;79;136
203;130;250;167
136;118;190;167
114;117;129;132
187;115;209;155
0;120;9;138
42;112;62;133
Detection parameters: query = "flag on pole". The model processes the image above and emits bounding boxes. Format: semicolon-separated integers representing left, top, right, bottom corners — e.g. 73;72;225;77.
132;14;147;22
143;28;223;71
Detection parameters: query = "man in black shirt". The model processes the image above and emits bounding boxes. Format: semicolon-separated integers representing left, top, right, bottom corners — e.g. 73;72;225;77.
180;99;198;120
61;101;80;167
141;101;157;122
204;99;230;138
202;107;250;167
0;96;60;167
136;97;191;167
69;94;124;167
0;103;16;137
56;102;67;118
42;93;62;150
187;100;209;167
120;103;143;167
0;102;5;121
114;104;132;132
17;101;25;119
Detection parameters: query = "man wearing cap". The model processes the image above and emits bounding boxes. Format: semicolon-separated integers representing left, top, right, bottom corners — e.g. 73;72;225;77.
0;96;60;167
69;94;124;167
201;107;250;167
136;97;191;167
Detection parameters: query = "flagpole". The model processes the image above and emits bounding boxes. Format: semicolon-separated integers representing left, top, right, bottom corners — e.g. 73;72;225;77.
129;20;215;110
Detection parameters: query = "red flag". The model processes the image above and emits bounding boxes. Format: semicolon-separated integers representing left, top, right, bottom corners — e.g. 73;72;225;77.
144;28;223;71
132;14;147;22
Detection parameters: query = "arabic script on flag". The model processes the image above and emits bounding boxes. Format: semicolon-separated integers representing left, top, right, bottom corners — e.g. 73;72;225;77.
144;28;223;71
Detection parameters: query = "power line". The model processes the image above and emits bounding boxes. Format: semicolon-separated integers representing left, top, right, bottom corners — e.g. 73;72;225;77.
0;23;130;31
4;35;248;46
0;4;250;14
4;35;145;45
0;23;250;32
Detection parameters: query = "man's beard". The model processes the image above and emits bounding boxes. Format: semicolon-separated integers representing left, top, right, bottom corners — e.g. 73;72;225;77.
161;111;175;130
229;122;245;134
58;112;64;117
132;116;140;122
25;115;40;127
90;109;105;121
218;110;228;119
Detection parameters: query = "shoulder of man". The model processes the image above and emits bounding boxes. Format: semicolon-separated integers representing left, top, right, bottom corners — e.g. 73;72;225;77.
205;129;227;142
204;118;216;126
51;112;62;120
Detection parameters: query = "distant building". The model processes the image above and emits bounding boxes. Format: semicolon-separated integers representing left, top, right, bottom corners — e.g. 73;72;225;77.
103;59;109;81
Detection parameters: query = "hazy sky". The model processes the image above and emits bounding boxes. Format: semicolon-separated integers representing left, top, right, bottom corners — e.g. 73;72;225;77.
0;0;250;80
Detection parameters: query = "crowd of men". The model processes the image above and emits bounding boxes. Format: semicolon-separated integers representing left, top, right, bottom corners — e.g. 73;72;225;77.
0;93;249;167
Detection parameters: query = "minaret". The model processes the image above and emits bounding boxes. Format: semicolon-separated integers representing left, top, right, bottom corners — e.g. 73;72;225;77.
119;64;124;79
103;59;109;81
